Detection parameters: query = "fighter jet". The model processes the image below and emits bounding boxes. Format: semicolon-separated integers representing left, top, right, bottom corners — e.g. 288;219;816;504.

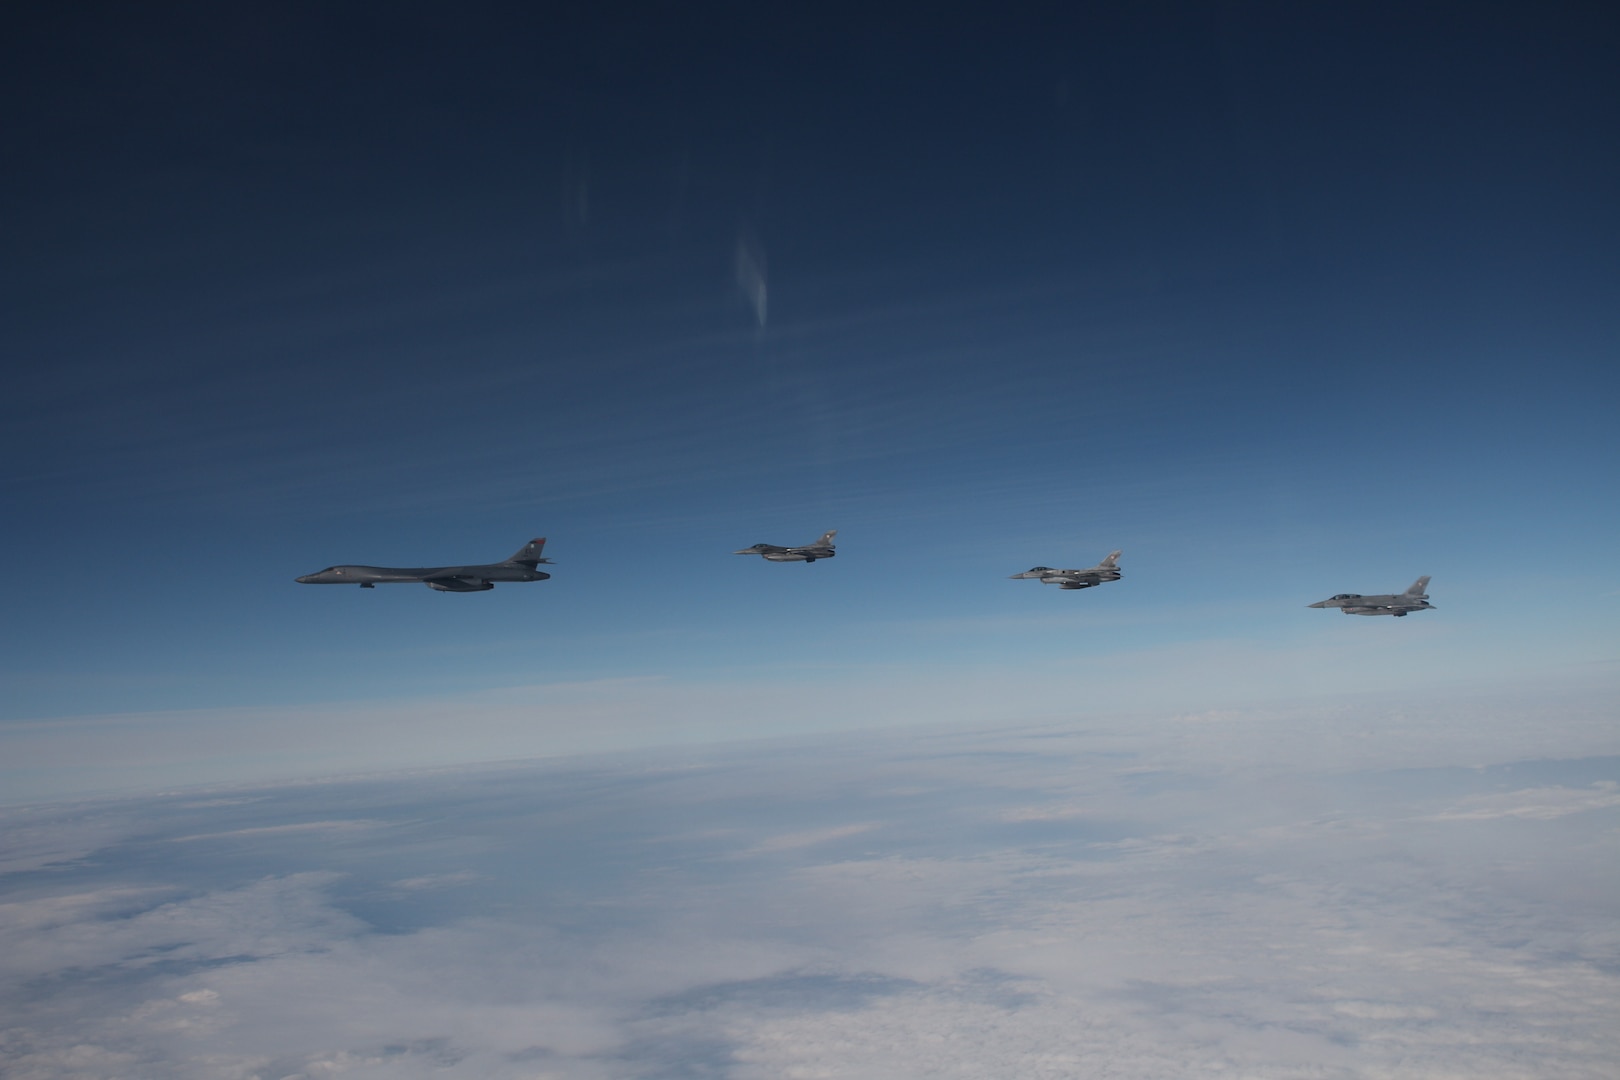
733;530;837;563
1309;576;1433;616
296;538;553;592
1010;550;1122;590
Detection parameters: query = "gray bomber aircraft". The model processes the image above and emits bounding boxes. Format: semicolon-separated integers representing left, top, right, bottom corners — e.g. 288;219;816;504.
1010;549;1122;590
1309;576;1433;616
296;538;552;592
733;530;837;562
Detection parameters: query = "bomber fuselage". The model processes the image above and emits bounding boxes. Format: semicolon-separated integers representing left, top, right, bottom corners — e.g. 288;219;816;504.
296;538;553;591
296;564;550;586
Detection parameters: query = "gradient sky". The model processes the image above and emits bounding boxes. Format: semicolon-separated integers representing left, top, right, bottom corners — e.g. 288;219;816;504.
3;4;1616;799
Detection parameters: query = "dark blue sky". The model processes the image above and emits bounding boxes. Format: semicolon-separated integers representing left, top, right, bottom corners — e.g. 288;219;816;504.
3;4;1616;794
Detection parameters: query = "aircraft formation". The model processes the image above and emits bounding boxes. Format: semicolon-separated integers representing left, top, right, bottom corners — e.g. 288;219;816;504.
296;534;1433;615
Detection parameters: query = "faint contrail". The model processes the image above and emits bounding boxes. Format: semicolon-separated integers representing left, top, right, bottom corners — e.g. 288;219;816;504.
735;230;768;326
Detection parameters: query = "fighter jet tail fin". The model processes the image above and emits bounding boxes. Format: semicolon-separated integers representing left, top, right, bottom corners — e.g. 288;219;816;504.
506;538;552;567
1405;575;1431;597
1099;550;1122;568
813;530;837;549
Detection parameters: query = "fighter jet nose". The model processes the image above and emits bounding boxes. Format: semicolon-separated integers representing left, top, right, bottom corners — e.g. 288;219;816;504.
295;575;313;584
1307;600;1327;607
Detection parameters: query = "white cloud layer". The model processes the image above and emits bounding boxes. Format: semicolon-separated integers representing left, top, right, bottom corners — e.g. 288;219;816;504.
2;712;1618;1077
3;672;1615;804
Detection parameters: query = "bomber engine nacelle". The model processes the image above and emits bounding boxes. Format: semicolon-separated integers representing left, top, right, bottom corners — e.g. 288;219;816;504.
427;580;494;592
